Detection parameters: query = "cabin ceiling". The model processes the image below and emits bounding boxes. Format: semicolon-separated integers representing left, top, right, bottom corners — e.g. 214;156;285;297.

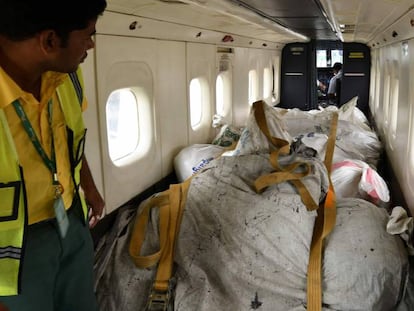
229;0;339;41
319;0;414;42
105;0;414;44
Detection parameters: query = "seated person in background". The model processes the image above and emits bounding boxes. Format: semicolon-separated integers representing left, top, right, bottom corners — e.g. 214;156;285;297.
327;62;343;104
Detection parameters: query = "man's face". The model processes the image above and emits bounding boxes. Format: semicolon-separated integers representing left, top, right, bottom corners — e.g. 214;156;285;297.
54;19;97;73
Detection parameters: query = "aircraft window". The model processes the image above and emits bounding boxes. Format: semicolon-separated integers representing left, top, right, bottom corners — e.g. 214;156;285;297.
331;49;343;65
248;69;258;105
216;75;224;115
216;72;231;117
383;65;391;127
106;89;139;161
369;51;377;113
190;78;203;128
374;55;381;113
263;67;272;99
316;50;327;67
273;56;280;101
316;48;343;68
390;80;399;141
402;41;409;57
390;62;400;143
410;107;414;171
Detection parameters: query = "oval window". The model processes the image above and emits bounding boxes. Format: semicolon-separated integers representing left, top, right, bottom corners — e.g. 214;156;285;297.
106;89;139;161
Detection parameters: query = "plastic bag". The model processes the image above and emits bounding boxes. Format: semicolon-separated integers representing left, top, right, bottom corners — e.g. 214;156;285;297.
331;159;390;205
212;124;242;147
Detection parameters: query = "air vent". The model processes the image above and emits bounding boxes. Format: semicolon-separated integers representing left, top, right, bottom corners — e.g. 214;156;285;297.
217;47;234;54
339;24;355;33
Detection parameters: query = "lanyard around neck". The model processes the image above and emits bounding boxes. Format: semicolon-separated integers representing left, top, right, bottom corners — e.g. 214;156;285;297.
12;99;60;187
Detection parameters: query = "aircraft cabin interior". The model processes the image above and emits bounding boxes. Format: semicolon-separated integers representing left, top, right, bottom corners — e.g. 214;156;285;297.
48;0;414;310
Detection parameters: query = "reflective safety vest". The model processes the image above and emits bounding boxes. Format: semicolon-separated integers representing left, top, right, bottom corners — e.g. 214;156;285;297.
0;68;88;296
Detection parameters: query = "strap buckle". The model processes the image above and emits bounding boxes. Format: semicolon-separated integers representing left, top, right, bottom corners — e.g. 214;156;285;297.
145;279;175;311
146;290;169;311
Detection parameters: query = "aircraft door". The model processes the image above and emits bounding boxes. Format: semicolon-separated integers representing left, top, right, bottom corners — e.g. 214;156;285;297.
341;43;371;115
280;43;311;110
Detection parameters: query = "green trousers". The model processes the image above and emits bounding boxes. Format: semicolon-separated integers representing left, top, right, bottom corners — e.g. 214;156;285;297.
1;196;98;311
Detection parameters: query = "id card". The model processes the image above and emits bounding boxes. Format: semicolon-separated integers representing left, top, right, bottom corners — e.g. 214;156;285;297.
54;196;69;238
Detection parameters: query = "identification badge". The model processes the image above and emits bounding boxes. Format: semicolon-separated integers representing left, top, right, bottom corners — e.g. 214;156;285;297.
54;195;69;238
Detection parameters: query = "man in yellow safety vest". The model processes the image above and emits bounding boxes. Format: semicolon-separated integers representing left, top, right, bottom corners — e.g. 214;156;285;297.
0;0;107;310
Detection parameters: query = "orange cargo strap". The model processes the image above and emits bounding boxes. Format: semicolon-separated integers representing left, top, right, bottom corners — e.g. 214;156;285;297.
307;111;338;311
129;177;192;310
252;100;319;211
251;100;338;310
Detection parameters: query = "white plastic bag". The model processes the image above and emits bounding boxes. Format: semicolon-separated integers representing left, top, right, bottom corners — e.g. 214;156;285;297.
212;124;242;147
359;163;390;203
331;159;390;205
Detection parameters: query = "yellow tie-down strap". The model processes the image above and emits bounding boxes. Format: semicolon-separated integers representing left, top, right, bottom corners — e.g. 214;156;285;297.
129;177;192;298
252;100;319;211
129;133;236;310
251;100;338;311
307;111;338;311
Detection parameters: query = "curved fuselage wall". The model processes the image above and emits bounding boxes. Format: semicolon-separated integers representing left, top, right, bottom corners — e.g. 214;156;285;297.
81;11;282;213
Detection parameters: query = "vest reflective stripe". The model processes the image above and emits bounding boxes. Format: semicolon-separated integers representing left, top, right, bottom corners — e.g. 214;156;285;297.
0;109;26;296
0;68;86;296
0;246;21;259
68;71;83;106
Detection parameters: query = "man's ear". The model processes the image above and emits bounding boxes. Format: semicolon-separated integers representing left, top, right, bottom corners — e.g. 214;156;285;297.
38;30;60;54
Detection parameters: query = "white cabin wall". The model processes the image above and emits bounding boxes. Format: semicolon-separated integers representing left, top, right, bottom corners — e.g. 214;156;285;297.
372;38;414;215
186;43;216;145
82;52;105;199
156;41;188;176
367;6;414;214
82;11;283;214
232;47;250;128
394;43;410;155
407;39;414;214
272;54;282;104
253;49;272;104
93;35;162;214
232;47;282;127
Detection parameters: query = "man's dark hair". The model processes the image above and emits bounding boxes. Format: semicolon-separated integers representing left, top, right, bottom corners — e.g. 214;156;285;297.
0;0;107;42
333;62;342;71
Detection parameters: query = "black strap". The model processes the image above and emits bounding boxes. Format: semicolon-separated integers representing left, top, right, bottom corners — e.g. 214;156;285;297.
68;72;83;106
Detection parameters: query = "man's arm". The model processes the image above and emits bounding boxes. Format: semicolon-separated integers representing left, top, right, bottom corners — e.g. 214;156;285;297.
80;155;105;228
